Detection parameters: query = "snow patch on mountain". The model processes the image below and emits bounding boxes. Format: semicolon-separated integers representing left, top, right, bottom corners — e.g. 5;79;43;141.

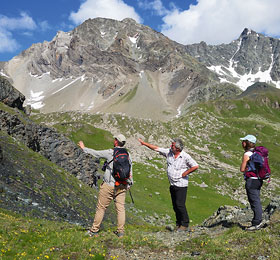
25;90;45;109
0;70;9;78
208;53;280;90
129;35;138;44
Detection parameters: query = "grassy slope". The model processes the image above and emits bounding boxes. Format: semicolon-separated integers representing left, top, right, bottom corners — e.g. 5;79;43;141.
1;204;280;259
0;208;160;260
1;92;280;259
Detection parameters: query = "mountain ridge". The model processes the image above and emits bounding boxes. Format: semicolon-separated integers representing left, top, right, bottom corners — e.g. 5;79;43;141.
185;28;280;90
0;18;244;119
1;19;280;120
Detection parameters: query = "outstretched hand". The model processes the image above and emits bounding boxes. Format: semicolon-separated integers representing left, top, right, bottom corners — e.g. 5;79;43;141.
138;138;145;145
78;141;85;149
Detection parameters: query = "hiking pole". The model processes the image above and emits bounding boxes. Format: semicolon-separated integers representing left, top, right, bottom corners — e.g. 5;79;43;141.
129;189;134;204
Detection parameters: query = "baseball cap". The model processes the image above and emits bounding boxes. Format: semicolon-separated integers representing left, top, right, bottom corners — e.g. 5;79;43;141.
114;134;126;143
240;134;257;144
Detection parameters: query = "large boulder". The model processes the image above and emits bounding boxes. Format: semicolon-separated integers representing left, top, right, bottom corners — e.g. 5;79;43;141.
202;196;280;228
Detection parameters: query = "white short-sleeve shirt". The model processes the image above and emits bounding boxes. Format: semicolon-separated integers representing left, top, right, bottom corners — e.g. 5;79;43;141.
156;147;198;187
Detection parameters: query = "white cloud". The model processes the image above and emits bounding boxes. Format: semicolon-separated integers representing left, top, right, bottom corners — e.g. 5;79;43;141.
38;21;51;32
69;0;142;25
138;0;169;16
158;0;280;45
0;12;37;53
0;30;19;52
0;12;36;30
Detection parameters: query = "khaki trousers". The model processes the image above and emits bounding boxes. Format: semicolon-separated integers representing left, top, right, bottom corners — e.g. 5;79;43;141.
91;182;127;233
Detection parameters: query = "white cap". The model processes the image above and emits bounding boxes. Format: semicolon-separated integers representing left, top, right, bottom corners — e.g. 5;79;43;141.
114;134;126;143
240;134;257;144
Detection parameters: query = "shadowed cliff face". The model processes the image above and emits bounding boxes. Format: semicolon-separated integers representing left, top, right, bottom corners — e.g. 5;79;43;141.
0;76;25;110
0;108;99;187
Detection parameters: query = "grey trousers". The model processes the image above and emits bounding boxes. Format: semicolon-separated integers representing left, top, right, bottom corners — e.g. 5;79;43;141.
245;178;263;226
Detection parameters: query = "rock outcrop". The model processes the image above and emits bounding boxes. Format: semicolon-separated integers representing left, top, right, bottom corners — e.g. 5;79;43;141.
0;76;25;111
0;109;98;187
0;133;98;225
0;79;99;187
202;196;280;228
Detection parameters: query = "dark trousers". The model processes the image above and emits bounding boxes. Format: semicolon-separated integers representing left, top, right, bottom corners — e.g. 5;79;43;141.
170;185;189;227
245;178;263;226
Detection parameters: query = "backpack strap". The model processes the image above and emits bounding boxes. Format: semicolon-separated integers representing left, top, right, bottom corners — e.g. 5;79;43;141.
107;158;113;164
107;148;118;165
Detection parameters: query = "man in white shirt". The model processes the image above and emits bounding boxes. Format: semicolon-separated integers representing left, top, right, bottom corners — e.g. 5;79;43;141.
138;138;198;231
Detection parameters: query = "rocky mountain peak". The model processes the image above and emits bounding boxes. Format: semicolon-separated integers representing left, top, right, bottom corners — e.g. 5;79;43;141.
240;28;257;37
3;17;222;120
122;17;138;24
185;27;280;91
2;18;280;119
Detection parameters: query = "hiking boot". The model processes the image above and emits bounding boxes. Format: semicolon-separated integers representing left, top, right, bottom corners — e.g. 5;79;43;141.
176;226;189;232
245;222;265;231
175;225;180;231
165;225;177;232
86;230;99;237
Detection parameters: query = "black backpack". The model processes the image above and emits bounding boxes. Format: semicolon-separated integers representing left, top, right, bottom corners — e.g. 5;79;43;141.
108;148;131;185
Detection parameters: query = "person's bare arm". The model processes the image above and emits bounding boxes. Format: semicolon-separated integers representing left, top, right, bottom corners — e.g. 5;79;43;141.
138;138;159;151
240;154;249;172
182;165;199;177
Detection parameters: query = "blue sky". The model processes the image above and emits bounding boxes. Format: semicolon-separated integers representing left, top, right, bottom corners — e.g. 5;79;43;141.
1;0;280;62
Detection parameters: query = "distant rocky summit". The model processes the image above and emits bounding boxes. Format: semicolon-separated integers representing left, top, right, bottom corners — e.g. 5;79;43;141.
1;18;248;120
185;28;280;90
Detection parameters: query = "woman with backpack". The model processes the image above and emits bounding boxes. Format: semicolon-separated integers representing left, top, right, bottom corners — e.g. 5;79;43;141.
240;134;264;231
